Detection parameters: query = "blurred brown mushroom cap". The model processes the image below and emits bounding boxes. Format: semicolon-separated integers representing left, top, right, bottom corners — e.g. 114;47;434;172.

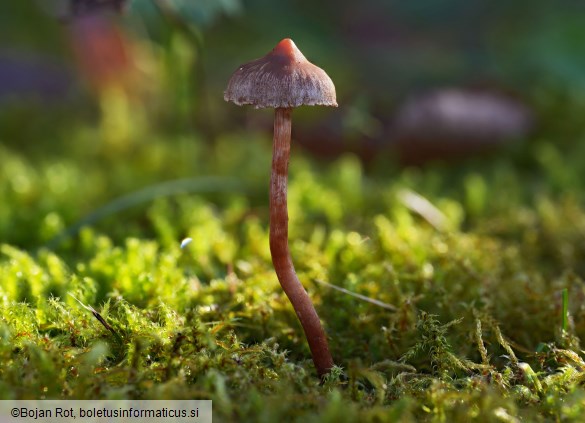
224;38;337;109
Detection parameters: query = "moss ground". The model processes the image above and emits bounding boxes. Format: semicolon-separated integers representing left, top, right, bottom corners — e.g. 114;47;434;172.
2;111;585;421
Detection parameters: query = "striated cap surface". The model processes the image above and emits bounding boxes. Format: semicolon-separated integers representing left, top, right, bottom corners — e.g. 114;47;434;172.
224;38;337;109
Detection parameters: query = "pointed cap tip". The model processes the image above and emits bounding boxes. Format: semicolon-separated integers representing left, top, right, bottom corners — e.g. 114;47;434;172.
273;38;297;56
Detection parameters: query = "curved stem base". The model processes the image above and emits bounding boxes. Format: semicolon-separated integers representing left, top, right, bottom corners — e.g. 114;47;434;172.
269;107;334;379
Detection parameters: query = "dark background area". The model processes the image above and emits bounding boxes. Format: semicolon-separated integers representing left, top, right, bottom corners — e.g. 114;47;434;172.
2;0;585;164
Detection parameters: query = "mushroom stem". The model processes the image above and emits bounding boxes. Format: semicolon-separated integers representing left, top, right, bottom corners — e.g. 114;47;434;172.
269;107;334;379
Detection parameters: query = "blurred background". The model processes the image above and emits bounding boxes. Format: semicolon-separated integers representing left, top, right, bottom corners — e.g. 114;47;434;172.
1;0;585;248
3;0;584;156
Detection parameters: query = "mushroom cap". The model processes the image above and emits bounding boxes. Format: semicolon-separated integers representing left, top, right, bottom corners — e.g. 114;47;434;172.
224;38;337;109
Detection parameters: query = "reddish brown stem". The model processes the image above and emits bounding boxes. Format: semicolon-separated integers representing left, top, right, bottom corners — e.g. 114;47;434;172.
269;107;334;379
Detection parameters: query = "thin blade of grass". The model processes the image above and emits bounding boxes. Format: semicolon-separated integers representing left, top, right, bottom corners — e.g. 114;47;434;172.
562;288;569;332
68;293;120;340
45;176;246;248
313;279;397;311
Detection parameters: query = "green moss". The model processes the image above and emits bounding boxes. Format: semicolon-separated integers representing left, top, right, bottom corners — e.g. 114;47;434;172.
2;120;585;421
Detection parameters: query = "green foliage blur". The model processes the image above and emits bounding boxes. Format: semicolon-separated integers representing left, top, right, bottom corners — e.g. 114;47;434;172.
2;1;585;421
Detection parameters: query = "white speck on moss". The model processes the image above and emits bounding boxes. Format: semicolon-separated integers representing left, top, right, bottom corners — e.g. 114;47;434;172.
180;237;193;249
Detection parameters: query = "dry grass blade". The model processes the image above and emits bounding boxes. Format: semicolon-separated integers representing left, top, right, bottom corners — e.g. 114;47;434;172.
313;279;398;311
68;293;118;338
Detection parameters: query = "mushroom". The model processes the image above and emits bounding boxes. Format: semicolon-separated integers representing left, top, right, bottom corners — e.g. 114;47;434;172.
224;38;337;378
